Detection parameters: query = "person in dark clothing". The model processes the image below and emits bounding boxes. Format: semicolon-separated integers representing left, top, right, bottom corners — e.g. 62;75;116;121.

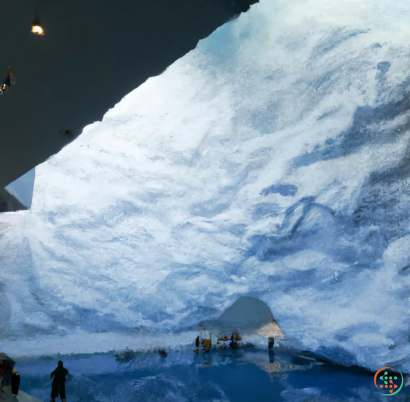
229;341;239;349
50;360;70;402
11;368;20;396
158;350;167;358
194;336;200;355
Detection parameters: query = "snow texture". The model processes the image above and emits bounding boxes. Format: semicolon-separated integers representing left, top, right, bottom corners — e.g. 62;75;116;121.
1;0;410;371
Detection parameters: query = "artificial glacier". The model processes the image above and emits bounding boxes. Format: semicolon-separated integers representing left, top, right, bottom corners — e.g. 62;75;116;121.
1;0;410;372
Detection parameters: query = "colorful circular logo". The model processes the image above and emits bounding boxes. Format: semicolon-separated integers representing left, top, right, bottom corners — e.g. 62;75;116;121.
374;367;403;396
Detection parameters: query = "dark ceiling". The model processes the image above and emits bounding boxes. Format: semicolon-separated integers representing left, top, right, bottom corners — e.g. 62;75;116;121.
0;0;257;189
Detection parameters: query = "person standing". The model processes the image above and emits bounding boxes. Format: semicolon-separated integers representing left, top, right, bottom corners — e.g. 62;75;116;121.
202;338;212;354
11;367;20;396
194;336;200;355
50;360;70;402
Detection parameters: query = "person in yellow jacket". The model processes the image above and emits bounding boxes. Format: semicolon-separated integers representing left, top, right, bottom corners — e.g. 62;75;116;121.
202;338;212;354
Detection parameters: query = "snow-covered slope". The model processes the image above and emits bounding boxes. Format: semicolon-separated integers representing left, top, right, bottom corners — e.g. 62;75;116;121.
2;0;410;371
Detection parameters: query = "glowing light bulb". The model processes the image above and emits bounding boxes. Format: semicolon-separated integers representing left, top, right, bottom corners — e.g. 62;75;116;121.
32;25;44;35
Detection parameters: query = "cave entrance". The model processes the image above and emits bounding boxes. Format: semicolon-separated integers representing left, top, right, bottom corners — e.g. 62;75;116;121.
198;296;283;342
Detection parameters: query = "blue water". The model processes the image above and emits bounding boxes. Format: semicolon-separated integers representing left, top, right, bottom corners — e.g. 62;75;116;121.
15;347;410;401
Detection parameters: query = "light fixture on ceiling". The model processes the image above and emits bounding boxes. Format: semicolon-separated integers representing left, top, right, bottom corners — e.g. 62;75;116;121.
31;16;44;35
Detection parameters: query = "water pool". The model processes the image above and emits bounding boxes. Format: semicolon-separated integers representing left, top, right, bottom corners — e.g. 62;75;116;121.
14;346;410;401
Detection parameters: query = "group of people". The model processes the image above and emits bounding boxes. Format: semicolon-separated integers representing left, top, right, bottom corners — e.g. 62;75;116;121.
194;332;243;354
194;336;212;354
219;332;243;350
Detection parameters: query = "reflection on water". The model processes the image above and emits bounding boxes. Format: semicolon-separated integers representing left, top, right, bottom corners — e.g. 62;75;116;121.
14;346;410;402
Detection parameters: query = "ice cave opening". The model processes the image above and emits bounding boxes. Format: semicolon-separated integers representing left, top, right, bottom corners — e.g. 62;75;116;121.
197;296;284;343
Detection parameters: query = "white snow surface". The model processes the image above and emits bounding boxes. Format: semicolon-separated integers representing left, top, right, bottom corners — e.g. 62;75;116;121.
2;0;410;371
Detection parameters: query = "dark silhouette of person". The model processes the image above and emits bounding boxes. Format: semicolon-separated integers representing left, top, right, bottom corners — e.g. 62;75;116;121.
11;367;20;396
229;341;239;349
229;333;240;349
50;360;70;402
195;336;200;355
158;350;167;358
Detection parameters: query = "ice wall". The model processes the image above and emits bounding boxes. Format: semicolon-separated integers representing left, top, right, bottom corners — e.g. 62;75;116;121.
2;0;410;371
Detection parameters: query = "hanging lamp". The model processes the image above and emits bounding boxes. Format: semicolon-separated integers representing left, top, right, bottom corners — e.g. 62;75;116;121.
31;15;44;35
